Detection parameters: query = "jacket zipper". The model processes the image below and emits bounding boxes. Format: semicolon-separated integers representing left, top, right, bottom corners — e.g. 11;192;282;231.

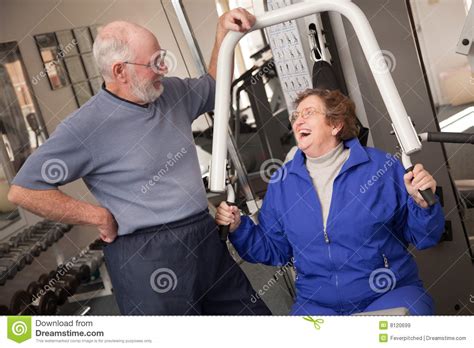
323;228;330;243
323;179;342;311
312;162;352;311
382;253;389;268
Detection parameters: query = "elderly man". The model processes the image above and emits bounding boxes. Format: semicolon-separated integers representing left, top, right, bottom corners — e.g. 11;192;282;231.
8;9;270;315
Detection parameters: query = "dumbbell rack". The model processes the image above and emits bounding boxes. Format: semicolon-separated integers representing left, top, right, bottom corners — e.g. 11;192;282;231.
0;223;114;315
0;221;73;286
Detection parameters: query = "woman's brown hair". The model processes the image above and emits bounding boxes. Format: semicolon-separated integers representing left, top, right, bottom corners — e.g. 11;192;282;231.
294;89;359;141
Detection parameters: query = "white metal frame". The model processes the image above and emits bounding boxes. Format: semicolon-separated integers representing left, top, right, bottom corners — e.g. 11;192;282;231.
210;0;422;192
456;0;474;72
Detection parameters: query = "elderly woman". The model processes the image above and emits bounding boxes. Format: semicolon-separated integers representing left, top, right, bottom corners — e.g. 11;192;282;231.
216;89;445;315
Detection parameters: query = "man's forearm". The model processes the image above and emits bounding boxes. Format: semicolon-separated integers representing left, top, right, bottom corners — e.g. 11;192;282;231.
8;185;106;226
208;31;226;80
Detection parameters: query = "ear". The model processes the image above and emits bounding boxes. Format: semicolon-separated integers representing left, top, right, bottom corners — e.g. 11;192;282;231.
111;62;128;83
331;122;343;136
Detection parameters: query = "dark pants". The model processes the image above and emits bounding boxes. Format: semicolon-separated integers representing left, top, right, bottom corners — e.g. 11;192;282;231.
103;210;271;315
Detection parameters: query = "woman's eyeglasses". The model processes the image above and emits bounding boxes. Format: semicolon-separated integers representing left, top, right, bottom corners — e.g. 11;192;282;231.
290;107;326;124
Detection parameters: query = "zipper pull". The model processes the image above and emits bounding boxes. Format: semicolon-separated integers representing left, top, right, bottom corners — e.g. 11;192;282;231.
382;253;389;268
323;228;330;244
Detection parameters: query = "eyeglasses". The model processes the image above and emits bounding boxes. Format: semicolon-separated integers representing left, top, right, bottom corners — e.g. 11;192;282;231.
124;49;167;73
290;107;326;124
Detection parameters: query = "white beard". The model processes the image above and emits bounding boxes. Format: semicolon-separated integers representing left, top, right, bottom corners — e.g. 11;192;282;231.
129;73;164;104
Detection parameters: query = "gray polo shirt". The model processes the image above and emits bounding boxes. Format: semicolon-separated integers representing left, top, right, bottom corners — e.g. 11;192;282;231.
12;74;215;236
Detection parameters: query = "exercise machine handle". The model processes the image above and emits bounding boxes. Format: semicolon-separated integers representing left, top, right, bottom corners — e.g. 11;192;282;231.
419;132;474;144
405;166;437;207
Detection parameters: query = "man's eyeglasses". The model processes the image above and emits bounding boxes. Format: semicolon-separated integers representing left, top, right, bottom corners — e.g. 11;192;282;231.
290;107;326;124
124;49;167;73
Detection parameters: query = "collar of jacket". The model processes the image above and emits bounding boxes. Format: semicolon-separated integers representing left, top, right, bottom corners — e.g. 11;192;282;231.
288;137;370;182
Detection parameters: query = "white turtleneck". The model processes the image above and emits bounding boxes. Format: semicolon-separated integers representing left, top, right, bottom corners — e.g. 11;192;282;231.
305;142;350;228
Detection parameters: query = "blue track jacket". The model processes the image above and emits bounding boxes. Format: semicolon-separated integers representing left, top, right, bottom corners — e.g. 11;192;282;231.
229;138;445;312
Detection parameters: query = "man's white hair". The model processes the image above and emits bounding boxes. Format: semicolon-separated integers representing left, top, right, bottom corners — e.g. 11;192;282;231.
92;23;135;82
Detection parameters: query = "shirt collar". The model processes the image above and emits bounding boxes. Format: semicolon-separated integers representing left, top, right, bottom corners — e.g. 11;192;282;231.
288;137;370;180
102;83;150;109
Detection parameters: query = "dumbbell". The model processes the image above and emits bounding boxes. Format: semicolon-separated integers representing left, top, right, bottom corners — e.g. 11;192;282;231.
0;266;9;285
0;243;33;271
11;289;58;315
74;253;103;280
66;263;91;283
32;226;64;241
35;222;67;233
7;246;34;264
0;305;11;315
85;249;104;262
57;265;87;287
0;256;23;275
27;280;68;306
17;232;50;252
26;280;41;297
34;272;63;291
40;219;72;228
0;242;26;280
0;243;10;255
38;221;72;233
7;234;22;248
39;271;79;295
1;250;27;270
46;271;70;305
0;258;18;278
76;256;100;275
34;291;58;315
7;233;42;256
16;242;42;257
20;230;54;249
53;287;68;306
9;290;33;315
23;227;58;245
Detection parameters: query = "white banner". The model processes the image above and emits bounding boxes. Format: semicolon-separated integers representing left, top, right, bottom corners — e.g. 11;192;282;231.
0;315;472;347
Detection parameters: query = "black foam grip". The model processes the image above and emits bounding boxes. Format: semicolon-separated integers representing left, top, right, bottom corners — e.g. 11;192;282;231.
419;188;437;207
406;166;437;207
219;225;230;242
218;202;236;241
427;132;474;144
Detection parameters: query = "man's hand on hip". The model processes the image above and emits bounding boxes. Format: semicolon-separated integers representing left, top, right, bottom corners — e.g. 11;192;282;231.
97;207;118;243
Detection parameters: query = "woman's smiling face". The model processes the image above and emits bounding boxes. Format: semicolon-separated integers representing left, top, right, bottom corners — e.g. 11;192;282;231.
291;95;341;157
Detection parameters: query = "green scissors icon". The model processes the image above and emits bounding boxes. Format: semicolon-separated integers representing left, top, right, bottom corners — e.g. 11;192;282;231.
303;316;325;330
